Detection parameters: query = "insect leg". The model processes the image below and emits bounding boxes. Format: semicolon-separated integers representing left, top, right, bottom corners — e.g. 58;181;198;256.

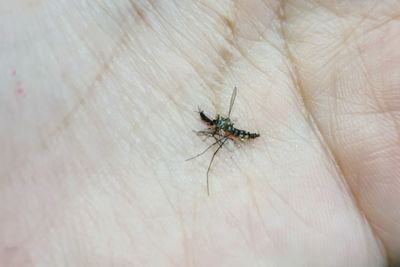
193;130;217;142
186;135;226;161
206;136;229;195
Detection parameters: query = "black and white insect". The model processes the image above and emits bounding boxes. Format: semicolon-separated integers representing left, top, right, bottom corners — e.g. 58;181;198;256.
187;87;260;195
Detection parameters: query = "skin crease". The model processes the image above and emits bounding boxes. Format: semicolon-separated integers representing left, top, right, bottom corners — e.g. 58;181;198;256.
0;0;399;266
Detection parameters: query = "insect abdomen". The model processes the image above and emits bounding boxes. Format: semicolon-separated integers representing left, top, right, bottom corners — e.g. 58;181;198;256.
229;127;259;139
248;132;260;139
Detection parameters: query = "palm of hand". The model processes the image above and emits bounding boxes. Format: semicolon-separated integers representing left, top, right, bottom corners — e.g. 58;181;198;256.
1;1;399;266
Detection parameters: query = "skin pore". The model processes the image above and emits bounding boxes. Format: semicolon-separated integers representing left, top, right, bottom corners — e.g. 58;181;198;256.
1;1;399;266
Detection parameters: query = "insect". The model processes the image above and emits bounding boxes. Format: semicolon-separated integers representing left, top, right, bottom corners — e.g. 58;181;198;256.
187;87;260;195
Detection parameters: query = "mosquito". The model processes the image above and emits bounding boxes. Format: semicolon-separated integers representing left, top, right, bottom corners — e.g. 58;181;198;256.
187;87;260;195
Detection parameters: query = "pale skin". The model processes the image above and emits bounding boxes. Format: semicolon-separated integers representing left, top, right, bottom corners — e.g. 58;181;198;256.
1;1;399;266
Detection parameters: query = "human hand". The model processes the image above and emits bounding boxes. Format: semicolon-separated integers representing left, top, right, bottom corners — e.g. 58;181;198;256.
1;1;399;266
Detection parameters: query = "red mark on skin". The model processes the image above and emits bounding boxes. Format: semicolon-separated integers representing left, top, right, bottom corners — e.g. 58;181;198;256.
11;69;26;97
15;80;25;97
16;88;25;96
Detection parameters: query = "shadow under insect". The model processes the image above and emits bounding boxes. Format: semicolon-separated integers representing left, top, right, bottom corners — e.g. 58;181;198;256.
187;87;260;195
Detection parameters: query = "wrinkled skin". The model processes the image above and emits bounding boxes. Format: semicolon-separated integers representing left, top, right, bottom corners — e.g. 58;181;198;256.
1;1;399;266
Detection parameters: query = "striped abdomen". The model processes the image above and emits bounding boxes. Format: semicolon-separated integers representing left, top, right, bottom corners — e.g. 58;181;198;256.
226;125;260;139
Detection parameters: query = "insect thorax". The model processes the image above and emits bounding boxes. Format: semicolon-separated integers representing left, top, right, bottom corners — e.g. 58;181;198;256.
213;116;233;132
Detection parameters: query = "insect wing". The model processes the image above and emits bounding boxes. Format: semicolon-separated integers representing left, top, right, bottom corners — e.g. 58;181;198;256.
228;87;237;118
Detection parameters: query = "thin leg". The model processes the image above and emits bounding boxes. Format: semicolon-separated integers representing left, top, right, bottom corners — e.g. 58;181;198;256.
213;134;223;145
206;136;229;196
194;130;220;142
194;129;214;136
186;135;226;161
213;133;237;151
